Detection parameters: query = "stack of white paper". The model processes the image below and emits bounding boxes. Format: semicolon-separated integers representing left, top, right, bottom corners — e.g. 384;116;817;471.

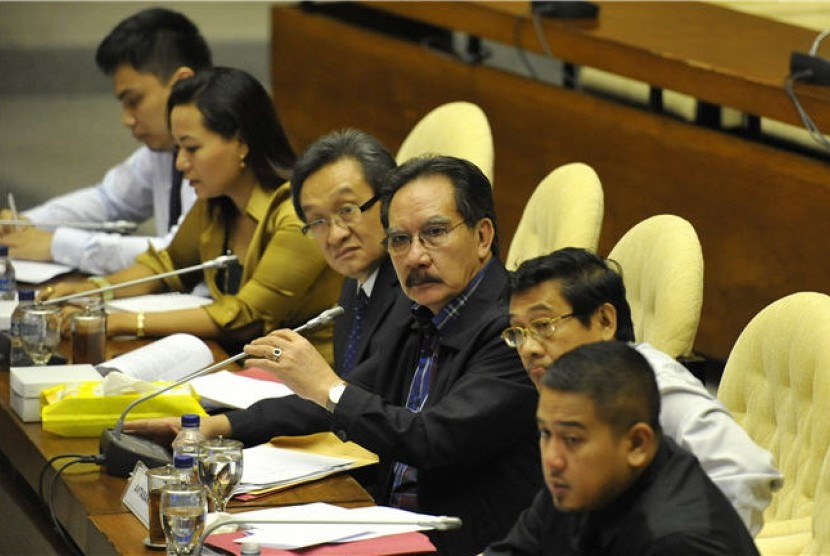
11;260;74;284
97;333;214;382
224;503;434;550
106;292;211;313
234;444;355;495
190;370;294;409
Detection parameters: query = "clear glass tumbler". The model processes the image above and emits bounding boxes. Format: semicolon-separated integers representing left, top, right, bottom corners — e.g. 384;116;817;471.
159;483;208;556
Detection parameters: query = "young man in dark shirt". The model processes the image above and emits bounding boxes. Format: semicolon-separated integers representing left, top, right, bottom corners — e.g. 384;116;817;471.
485;341;759;556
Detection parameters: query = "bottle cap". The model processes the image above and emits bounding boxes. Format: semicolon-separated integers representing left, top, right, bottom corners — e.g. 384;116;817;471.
18;290;35;301
240;542;261;555
0;245;8;256
181;413;201;428
173;454;195;469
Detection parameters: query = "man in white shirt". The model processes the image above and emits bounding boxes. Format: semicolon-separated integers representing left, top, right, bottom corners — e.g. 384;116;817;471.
501;247;783;536
0;8;211;274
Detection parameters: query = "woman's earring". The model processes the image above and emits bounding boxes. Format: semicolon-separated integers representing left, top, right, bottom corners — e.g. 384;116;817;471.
239;154;247;170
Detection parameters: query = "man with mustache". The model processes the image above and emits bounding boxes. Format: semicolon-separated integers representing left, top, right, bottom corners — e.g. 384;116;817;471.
0;8;209;274
497;247;781;536
485;341;759;555
159;155;539;554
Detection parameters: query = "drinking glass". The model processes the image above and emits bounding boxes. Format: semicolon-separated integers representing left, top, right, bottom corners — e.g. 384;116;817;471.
197;437;244;512
146;464;182;549
159;483;207;556
19;305;62;365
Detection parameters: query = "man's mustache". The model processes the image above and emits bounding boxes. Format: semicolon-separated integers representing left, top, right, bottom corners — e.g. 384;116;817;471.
406;270;443;288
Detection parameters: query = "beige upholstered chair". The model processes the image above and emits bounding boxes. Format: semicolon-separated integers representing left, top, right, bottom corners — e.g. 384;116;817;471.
607;214;703;359
718;292;830;555
396;101;494;184
505;162;604;270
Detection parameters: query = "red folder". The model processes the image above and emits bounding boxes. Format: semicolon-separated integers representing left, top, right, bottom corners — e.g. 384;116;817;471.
205;530;436;555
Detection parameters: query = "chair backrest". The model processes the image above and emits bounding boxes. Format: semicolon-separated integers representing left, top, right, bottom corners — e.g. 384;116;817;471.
505;162;604;270
607;214;703;358
718;292;830;555
395;101;494;184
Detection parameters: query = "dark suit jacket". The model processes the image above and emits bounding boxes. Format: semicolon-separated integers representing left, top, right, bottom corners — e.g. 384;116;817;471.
333;256;401;375
228;259;541;555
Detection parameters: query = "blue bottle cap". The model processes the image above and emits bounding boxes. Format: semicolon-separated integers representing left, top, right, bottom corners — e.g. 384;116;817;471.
181;413;200;428
18;290;35;301
173;454;195;469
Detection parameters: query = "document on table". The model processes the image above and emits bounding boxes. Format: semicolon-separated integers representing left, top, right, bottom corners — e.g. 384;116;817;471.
190;370;294;409
97;333;214;382
223;503;434;550
234;444;356;496
106;292;211;313
11;260;74;284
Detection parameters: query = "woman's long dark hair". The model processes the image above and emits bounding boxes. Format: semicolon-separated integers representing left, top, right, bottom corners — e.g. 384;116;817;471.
167;66;296;190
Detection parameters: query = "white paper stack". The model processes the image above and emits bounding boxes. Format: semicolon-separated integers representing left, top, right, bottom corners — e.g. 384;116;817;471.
190;370;293;409
224;503;435;550
234;444;355;496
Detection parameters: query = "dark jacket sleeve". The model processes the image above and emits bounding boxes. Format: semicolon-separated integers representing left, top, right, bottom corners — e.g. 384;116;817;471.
331;296;537;469
224;394;330;447
485;489;552;556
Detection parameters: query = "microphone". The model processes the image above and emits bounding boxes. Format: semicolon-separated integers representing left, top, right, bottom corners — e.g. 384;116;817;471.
0;219;139;234
194;513;462;554
99;305;345;477
40;253;239;307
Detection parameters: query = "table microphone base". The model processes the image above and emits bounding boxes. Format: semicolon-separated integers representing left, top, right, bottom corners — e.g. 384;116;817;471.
100;427;173;477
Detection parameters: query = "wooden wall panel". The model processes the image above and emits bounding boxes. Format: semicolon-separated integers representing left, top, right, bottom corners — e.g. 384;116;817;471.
271;6;830;361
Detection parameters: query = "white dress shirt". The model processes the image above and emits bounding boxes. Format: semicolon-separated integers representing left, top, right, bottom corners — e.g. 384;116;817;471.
24;146;196;275
636;342;783;536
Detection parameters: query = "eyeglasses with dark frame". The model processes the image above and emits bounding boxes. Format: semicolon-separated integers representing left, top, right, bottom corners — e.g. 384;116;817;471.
382;220;466;256
501;313;575;348
301;196;379;236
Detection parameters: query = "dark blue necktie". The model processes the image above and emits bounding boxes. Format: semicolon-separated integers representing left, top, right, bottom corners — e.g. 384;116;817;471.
168;152;183;230
342;289;369;375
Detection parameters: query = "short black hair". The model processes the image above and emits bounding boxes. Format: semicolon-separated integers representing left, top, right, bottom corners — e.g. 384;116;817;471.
508;247;634;342
543;341;661;437
96;8;212;80
380;155;500;257
167;67;296;188
290;129;396;222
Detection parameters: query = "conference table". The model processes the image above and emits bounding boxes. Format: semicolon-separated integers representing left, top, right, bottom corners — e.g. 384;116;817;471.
0;333;374;555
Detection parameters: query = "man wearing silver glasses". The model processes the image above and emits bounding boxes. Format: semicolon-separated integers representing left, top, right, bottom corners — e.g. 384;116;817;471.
128;154;540;554
240;155;541;555
497;247;782;539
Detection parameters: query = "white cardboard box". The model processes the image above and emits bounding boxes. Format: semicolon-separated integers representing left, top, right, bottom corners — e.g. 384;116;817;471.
10;364;102;422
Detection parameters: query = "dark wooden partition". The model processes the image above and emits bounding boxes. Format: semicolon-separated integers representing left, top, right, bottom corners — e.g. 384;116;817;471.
270;3;830;361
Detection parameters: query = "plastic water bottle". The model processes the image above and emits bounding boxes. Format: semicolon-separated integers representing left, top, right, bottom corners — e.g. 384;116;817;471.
9;289;36;366
0;245;15;300
173;454;198;485
171;414;205;469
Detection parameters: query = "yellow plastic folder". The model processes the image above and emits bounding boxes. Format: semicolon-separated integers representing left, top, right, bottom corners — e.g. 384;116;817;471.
40;381;206;437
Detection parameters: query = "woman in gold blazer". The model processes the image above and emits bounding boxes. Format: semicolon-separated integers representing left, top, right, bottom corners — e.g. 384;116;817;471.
48;68;341;360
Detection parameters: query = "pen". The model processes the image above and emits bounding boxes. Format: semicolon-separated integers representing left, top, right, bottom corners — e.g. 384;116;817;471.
7;192;18;226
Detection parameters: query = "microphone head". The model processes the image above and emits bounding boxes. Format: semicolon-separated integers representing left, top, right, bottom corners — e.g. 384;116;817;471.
321;305;345;322
206;253;239;269
432;516;463;530
111;220;139;233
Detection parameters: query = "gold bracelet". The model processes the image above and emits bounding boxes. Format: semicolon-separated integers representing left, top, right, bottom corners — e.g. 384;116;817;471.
87;276;115;301
135;311;146;338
